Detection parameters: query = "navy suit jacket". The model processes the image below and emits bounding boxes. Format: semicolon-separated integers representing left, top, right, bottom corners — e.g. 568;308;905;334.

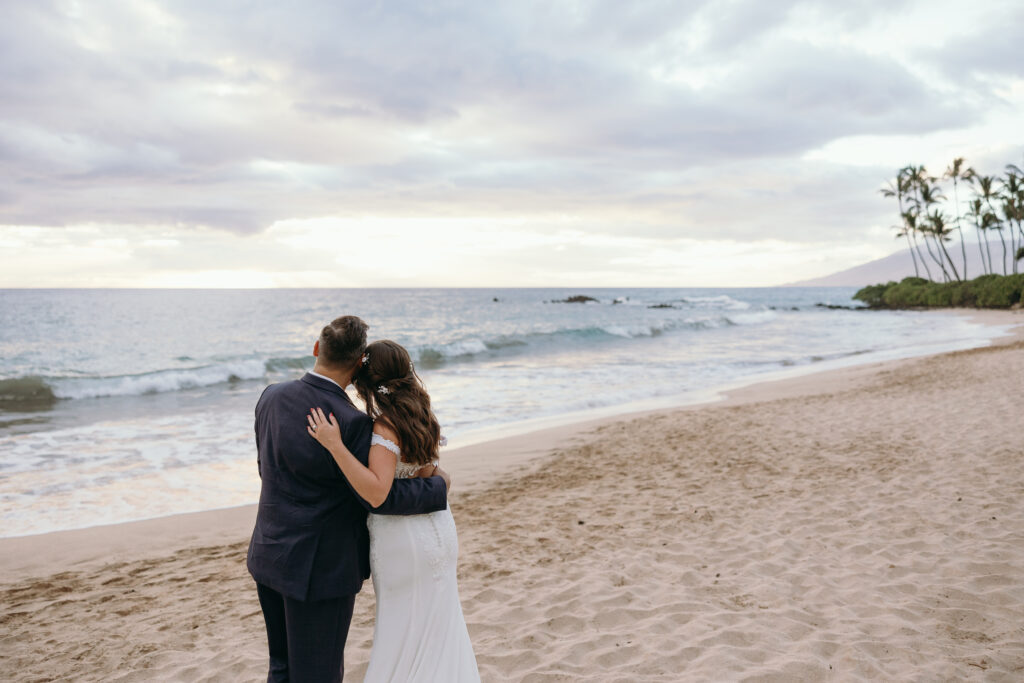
246;373;448;601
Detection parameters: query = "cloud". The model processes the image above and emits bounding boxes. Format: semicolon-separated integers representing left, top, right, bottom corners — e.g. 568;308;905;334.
0;0;1018;287
0;219;889;288
921;3;1024;87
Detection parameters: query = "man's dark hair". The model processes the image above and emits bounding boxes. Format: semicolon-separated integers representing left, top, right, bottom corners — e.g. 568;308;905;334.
318;315;368;368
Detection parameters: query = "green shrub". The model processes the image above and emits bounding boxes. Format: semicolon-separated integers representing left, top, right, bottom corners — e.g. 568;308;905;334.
972;272;1024;307
883;277;931;307
852;282;893;308
947;281;976;307
853;273;1023;309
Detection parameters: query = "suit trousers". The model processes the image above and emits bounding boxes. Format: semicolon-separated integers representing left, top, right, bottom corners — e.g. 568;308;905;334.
256;582;357;683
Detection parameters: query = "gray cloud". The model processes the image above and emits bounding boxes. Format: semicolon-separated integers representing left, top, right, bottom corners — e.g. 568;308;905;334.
922;4;1024;86
0;0;1012;245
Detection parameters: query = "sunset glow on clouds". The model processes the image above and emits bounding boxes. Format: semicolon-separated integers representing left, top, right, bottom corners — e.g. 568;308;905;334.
2;0;1021;286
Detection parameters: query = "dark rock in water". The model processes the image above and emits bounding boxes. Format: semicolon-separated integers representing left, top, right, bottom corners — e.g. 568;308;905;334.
648;303;676;309
814;302;864;310
549;295;599;304
0;376;58;411
492;297;499;302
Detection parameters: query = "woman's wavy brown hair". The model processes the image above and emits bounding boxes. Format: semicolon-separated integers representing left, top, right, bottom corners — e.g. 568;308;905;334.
353;340;441;466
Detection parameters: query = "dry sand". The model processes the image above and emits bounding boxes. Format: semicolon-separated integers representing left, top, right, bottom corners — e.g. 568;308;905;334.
2;310;1023;681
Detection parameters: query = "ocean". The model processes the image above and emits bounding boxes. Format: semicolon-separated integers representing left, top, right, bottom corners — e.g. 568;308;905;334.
0;287;1010;537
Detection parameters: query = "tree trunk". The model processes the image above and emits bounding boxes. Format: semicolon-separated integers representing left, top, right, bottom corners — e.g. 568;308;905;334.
1012;224;1020;274
1017;222;1024;273
953;180;968;279
1011;226;1017;275
956;226;968;279
938;239;960;281
912;231;934;280
905;232;920;277
923;234;950;281
897;195;920;278
997;228;1008;275
976;228;989;274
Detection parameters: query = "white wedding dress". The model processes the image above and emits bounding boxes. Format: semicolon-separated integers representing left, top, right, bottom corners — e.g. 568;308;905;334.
363;434;480;683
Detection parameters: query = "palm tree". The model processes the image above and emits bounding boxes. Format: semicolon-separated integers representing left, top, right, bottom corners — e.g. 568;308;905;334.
980;210;1003;273
907;168;954;281
902;210;933;280
986;189;1009;276
966;199;991;274
881;171;921;278
919;180;961;280
1000;198;1019;274
1001;171;1023;274
970;175;1002;274
1013;173;1024;251
902;166;936;280
876;158;1024;283
925;209;959;281
943;157;974;279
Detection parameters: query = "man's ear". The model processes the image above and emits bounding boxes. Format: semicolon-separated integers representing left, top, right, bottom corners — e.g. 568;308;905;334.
313;340;320;358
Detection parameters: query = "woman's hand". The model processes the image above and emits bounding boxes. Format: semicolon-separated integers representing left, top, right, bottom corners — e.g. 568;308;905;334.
307;407;343;453
305;408;395;508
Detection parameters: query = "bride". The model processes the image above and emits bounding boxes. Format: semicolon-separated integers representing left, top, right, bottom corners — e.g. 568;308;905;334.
307;339;480;682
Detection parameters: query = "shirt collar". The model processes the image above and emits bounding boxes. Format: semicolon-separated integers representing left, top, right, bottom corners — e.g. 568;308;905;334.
308;370;346;390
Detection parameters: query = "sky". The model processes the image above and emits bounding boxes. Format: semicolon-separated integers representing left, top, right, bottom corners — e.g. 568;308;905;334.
2;0;1022;287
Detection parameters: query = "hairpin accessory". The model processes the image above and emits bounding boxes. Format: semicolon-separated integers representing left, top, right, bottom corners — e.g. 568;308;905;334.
377;385;390;395
361;353;370;366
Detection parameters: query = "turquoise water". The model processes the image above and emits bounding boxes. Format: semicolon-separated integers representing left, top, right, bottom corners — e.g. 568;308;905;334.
0;287;1008;536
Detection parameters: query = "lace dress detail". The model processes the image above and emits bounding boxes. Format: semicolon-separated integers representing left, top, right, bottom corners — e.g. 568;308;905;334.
364;431;478;682
370;433;439;479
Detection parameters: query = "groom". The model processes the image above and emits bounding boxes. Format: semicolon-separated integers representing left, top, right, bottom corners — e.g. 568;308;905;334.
247;315;450;682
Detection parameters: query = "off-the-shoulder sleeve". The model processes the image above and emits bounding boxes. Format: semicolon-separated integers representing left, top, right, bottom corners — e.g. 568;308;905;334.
371;433;401;457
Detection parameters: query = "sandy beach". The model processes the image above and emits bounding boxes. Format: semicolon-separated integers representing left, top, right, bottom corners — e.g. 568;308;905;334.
2;310;1023;682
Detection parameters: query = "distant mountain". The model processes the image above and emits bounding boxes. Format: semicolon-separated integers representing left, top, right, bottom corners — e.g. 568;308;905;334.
785;243;998;287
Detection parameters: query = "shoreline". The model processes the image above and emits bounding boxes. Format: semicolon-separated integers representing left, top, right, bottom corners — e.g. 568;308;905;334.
437;307;1024;450
0;304;1013;540
2;308;1020;582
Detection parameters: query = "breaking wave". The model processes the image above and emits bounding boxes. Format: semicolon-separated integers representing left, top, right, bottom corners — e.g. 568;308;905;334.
0;294;781;407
